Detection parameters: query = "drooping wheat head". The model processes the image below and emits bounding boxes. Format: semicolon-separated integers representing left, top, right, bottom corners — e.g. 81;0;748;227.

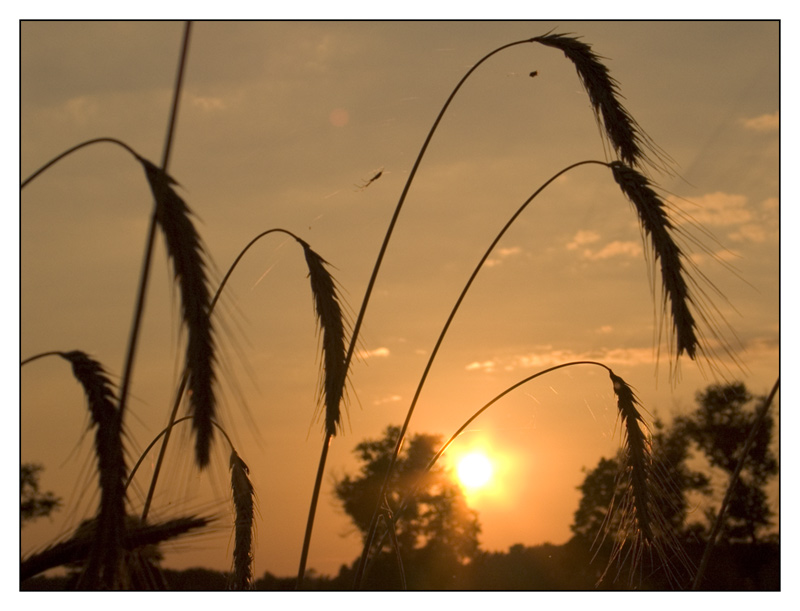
139;158;217;468
603;370;694;587
608;162;702;369
59;350;128;589
609;371;654;543
229;449;256;590
297;239;349;437
533;32;670;174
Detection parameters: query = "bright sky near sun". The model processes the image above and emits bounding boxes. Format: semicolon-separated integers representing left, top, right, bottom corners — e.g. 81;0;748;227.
19;20;779;579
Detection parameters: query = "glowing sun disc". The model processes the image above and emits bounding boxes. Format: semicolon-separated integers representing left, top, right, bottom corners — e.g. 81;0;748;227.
457;452;493;489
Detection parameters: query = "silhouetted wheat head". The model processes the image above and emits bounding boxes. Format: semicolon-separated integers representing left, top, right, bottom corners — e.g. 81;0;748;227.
604;370;694;587
229;449;255;590
609;162;700;364
298;238;350;437
533;32;669;173
140;158;217;468
58;350;128;589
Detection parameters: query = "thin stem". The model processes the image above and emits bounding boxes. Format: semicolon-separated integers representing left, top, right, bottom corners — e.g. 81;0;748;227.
353;159;607;587
21;351;64;367
296;433;331;589
126;416;233;493
121;20;191;520
21;137;140;189
692;377;779;590
125;416;191;492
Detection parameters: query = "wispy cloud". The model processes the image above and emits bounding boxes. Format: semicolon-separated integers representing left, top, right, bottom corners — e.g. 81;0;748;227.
373;394;402;406
680;192;776;245
567;230;641;261
485;246;523;268
583;240;642;260
566;230;600;250
358;347;390;359
466;360;498;373
741;111;779;132
191;95;227;111
465;346;658;373
683;192;751;227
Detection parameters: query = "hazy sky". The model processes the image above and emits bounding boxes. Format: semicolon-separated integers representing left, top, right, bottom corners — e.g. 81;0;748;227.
20;21;779;579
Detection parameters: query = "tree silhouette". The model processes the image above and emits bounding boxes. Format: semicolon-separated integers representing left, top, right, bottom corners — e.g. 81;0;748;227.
677;382;777;543
334;425;480;588
21;463;61;526
572;382;776;546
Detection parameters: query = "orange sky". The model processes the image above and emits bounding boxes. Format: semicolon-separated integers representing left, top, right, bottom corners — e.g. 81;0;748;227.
20;21;779;579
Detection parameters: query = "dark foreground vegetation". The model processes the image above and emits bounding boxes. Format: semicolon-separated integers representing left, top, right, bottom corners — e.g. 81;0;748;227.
22;538;778;591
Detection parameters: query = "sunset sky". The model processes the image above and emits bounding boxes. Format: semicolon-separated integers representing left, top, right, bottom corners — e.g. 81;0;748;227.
20;21;779;580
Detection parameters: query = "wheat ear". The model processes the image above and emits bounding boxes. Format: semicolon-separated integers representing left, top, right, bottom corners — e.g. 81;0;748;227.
533;32;668;172
608;371;654;543
604;370;694;587
139;158;217;468
56;351;128;589
229;450;255;590
297;239;349;437
609;162;699;364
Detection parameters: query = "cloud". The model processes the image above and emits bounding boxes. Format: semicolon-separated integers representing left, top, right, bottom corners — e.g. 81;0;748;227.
566;230;600;250
373;394;402;406
683;192;751;227
466;360;497;373
191;95;227;111
485;246;522;268
567;230;641;261
465;346;659;373
679;193;777;245
729;224;767;243
583;240;642;260
358;347;390;359
741;112;779;132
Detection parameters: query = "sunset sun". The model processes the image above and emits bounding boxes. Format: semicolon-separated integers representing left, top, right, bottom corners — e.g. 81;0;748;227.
457;452;494;490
